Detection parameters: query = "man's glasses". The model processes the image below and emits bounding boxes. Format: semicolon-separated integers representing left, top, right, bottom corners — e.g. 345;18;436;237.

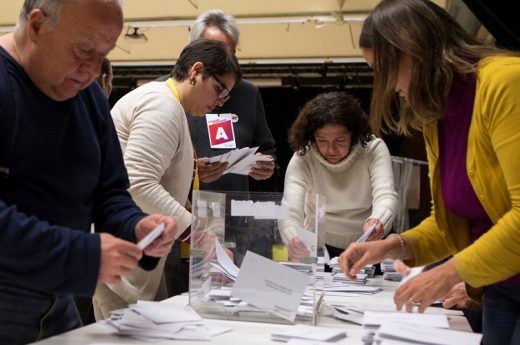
211;75;231;103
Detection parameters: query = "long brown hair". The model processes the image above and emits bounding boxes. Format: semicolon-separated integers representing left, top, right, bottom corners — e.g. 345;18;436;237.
361;0;513;135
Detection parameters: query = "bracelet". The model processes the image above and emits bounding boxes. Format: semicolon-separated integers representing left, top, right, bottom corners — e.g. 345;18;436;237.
387;234;407;261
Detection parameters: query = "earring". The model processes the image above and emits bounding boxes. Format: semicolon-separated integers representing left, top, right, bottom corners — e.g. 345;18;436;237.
189;77;196;85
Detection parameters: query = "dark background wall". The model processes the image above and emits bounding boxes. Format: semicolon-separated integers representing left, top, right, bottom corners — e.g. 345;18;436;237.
462;0;520;50
110;83;432;225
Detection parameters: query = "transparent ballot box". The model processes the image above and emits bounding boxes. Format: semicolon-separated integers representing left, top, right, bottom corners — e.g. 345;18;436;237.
189;190;326;325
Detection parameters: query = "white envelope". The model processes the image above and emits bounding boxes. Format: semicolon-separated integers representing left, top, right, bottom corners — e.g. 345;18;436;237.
231;251;309;321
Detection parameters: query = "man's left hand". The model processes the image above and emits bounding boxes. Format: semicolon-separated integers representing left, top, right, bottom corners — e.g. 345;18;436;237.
135;214;177;257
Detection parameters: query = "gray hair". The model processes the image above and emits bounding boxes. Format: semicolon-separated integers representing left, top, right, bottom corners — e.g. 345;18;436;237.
19;0;66;27
189;10;240;45
19;0;123;28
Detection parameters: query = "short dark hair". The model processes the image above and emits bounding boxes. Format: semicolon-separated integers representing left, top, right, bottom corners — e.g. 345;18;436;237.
171;39;241;82
288;91;372;155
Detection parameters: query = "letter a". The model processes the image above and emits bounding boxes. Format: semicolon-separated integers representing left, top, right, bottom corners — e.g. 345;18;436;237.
215;127;229;140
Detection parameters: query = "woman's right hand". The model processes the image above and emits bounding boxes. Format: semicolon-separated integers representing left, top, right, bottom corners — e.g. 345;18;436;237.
287;237;310;262
339;237;401;280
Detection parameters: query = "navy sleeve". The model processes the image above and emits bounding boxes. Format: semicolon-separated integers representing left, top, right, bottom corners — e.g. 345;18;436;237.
87;88;146;240
0;200;100;297
87;87;159;270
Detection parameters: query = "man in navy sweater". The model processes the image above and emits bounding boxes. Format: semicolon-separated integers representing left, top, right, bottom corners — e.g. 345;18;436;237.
0;0;177;343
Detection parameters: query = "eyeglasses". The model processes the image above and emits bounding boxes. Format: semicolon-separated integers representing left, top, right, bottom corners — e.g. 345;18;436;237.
211;75;231;103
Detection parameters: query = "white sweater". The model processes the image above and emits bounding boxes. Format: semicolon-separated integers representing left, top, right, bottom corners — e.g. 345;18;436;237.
93;81;194;319
279;138;398;249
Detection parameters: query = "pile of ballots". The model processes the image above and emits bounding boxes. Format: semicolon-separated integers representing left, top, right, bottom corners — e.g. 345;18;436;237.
271;324;347;343
380;258;403;281
103;301;232;341
316;257;382;296
328;256;374;283
361;311;482;345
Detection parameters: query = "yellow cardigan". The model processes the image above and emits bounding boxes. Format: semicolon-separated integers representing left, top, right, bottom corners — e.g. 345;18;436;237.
401;56;520;293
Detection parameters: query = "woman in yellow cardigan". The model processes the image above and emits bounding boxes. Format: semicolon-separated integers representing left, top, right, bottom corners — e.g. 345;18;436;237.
339;0;520;343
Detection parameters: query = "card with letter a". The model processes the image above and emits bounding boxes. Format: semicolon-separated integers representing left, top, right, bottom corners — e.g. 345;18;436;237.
206;113;236;149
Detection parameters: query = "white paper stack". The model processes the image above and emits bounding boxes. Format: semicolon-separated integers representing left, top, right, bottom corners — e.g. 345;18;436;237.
103;301;232;341
374;322;482;345
328;305;365;325
271;324;347;342
202;250;315;321
380;259;402;282
207;146;273;175
205;286;316;320
280;261;315;275
331;272;368;284
328;257;375;280
317;283;382;296
361;311;450;345
363;311;450;329
314;269;380;297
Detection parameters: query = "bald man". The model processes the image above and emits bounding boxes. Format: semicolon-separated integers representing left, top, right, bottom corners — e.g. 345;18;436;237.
0;0;177;342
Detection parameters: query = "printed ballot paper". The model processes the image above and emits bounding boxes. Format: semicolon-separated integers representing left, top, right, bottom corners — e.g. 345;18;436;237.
231;251;309;321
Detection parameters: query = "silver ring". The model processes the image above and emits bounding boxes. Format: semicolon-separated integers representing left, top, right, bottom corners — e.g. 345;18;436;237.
411;299;421;307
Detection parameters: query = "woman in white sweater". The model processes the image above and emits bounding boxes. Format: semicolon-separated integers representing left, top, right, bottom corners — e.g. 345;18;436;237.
279;92;398;260
93;39;241;319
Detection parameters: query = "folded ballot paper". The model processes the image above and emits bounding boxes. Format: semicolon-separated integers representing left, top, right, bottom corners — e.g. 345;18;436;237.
103;301;232;341
206;146;273;175
373;322;482;345
361;311;454;345
271;324;347;342
203;242;318;321
208;237;240;281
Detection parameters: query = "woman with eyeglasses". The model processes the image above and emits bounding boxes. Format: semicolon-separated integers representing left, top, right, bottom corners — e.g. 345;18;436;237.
93;39;241;320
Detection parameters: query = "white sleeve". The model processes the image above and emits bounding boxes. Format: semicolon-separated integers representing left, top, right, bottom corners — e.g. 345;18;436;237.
116;93;192;233
278;153;312;245
366;139;398;233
